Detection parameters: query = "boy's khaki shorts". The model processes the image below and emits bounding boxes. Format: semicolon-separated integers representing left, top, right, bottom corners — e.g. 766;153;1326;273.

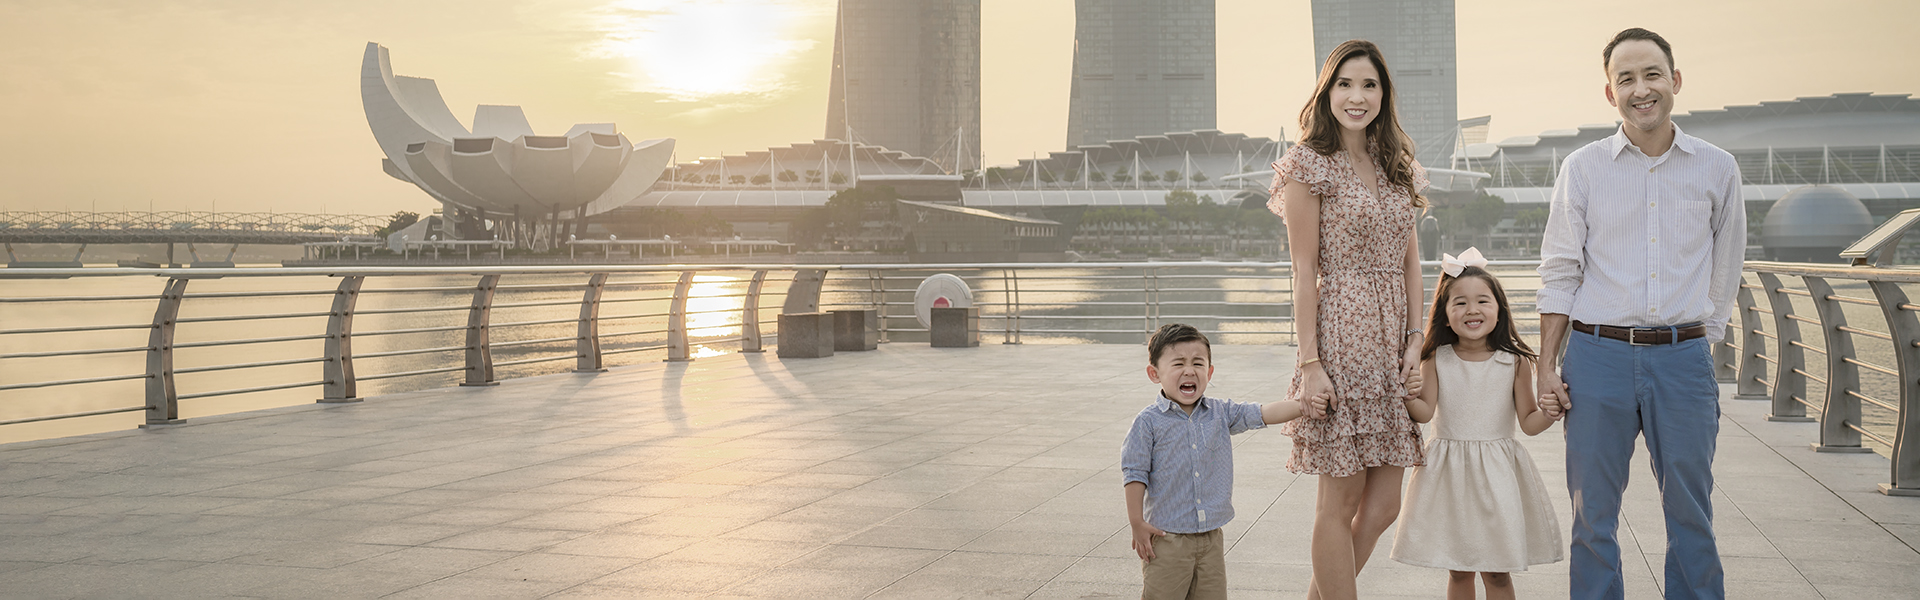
1141;528;1225;600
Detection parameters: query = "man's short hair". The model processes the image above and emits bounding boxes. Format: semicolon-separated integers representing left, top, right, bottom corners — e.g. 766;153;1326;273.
1148;323;1211;365
1603;27;1675;72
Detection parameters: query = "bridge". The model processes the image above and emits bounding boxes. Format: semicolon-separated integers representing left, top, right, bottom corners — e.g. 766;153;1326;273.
0;211;385;266
0;262;1916;597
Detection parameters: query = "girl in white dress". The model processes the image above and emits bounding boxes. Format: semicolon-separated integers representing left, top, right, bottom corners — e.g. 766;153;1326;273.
1391;250;1564;600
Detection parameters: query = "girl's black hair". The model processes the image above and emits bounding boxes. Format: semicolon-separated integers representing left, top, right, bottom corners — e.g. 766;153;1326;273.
1420;266;1535;361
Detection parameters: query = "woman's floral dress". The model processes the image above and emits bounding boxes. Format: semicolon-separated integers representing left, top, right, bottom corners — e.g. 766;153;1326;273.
1269;143;1428;477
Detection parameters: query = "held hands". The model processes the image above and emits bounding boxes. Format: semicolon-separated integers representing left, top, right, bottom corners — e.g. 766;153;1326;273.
1537;368;1570;420
1299;361;1336;418
1298;390;1331;420
1131;520;1167;560
1400;335;1424;399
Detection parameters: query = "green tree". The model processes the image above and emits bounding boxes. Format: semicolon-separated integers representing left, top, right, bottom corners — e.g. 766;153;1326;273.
1190;172;1208;182
1088;170;1107;182
828;171;848;185
750;174;771;185
823;185;899;237
777;169;799;183
1139;171;1159;183
704;174;721;184
1164;170;1182;184
373;210;419;238
729;175;747;185
804;169;823;183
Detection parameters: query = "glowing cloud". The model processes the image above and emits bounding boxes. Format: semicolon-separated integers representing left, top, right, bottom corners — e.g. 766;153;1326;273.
587;0;823;102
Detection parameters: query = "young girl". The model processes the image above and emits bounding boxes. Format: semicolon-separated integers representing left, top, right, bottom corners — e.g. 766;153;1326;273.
1390;249;1564;600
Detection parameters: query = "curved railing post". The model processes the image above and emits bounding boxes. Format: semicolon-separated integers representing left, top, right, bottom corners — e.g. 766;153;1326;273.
321;275;365;403
461;274;500;386
574;273;608;373
1734;284;1770;400
142;277;189;427
1869;280;1920;496
1759;272;1814;422
667;271;695;362
741;270;767;353
782;269;825;314
1806;276;1872;453
1714;322;1737;383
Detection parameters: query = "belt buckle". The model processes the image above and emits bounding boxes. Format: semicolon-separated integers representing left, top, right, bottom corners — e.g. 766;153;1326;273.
1627;327;1654;346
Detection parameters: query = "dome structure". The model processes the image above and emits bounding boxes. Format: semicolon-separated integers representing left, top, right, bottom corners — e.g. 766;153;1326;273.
360;43;674;219
1762;185;1873;262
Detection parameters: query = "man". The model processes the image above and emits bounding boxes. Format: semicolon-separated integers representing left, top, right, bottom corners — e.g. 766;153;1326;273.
1534;28;1744;600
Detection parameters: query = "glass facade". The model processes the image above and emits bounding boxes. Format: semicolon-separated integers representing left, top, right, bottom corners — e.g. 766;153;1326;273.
1066;0;1217;148
1310;0;1457;168
824;0;982;174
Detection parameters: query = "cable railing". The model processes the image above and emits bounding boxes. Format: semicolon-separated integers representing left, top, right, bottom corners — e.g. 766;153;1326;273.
1719;261;1920;497
0;260;1578;444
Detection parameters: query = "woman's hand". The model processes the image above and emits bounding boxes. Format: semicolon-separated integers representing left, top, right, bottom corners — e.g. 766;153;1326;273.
1300;362;1336;418
1400;333;1424;398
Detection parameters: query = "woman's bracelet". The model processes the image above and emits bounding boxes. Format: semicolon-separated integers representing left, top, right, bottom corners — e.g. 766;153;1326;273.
1299;357;1322;368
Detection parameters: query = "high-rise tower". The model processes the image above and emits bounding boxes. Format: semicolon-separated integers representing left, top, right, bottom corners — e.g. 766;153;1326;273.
1065;0;1217;148
824;0;981;173
1310;0;1457;167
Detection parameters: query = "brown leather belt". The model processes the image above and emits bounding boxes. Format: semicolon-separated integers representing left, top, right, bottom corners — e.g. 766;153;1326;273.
1572;321;1705;346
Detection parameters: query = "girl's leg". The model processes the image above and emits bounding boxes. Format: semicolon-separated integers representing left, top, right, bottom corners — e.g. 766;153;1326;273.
1305;472;1368;600
1481;572;1515;600
1348;465;1407;573
1447;570;1476;600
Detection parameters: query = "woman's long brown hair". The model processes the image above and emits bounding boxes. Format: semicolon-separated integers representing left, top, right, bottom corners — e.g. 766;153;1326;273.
1297;39;1426;208
1421;266;1534;361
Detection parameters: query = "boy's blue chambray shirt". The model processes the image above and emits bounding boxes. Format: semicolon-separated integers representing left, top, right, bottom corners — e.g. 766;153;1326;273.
1121;394;1266;534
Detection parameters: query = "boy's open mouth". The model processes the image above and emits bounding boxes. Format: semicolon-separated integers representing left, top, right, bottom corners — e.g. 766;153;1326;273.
1179;383;1197;394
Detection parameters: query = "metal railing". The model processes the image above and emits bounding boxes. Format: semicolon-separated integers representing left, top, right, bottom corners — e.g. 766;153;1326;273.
0;259;1541;438
1723;261;1920;497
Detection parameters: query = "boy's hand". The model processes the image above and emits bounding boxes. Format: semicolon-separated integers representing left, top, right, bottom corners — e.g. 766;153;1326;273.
1131;520;1166;560
1300;392;1329;420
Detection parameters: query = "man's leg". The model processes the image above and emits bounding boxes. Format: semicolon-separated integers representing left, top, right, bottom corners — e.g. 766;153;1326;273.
1643;337;1724;599
1563;331;1641;600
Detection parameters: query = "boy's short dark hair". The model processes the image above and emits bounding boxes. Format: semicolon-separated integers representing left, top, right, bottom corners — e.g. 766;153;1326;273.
1148;323;1211;365
1603;27;1675;72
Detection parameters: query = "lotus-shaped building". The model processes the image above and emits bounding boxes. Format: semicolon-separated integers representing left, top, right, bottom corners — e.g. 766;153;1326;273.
360;42;674;220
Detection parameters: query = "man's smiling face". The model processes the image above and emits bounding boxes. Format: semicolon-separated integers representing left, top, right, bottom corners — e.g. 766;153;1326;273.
1605;39;1682;137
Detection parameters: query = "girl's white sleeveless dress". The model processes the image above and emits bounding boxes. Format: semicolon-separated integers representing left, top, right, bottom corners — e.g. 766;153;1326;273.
1390;346;1563;572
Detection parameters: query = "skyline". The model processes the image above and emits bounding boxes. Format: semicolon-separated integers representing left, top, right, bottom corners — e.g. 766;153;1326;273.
1;0;1917;215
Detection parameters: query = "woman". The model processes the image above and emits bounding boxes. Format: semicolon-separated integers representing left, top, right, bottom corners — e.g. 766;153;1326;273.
1269;39;1429;600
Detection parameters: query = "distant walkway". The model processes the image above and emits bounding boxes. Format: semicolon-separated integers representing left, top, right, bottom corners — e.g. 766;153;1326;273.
2;345;1915;598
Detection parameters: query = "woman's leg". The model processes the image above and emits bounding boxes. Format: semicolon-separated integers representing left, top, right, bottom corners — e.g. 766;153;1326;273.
1481;572;1515;600
1447;571;1477;600
1348;465;1407;574
1306;472;1368;600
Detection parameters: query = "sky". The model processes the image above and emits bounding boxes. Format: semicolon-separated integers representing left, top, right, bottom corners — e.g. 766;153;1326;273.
1;0;1916;216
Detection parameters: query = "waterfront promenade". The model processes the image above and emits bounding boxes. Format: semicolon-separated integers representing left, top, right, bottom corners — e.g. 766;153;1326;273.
2;344;1915;599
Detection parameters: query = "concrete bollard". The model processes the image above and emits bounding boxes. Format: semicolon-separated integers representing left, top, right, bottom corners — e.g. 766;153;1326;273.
776;312;835;358
930;307;979;348
833;309;879;351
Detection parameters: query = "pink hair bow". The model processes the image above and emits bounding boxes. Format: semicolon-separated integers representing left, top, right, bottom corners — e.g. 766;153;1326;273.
1441;247;1487;278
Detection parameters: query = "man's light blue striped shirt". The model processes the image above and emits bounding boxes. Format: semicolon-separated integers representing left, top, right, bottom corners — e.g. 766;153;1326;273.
1537;124;1746;344
1121;394;1266;534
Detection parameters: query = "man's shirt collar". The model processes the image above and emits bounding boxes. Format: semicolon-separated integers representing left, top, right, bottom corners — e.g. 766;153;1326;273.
1610;122;1695;159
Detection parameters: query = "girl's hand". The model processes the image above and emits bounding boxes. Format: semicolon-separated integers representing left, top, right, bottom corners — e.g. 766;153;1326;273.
1300;362;1336;418
1402;367;1423;400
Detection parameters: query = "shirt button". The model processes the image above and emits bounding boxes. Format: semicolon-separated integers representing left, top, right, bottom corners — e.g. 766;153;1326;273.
1190;444;1196;449
1650;202;1657;207
1650;237;1657;243
1648;168;1655;173
1649;307;1658;313
1194;472;1200;477
1651;273;1658;279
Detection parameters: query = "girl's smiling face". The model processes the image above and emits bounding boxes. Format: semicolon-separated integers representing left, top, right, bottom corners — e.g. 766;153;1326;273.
1444;276;1500;344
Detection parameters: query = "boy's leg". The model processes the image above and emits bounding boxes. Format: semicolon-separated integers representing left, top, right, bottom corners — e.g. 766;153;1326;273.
1141;532;1199;600
1562;331;1641;600
1644;338;1724;599
1186;529;1227;600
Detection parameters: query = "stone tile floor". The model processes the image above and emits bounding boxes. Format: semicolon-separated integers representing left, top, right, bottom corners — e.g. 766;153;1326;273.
2;344;1916;598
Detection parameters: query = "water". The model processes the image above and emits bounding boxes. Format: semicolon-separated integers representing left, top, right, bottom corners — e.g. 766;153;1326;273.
0;265;1903;459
